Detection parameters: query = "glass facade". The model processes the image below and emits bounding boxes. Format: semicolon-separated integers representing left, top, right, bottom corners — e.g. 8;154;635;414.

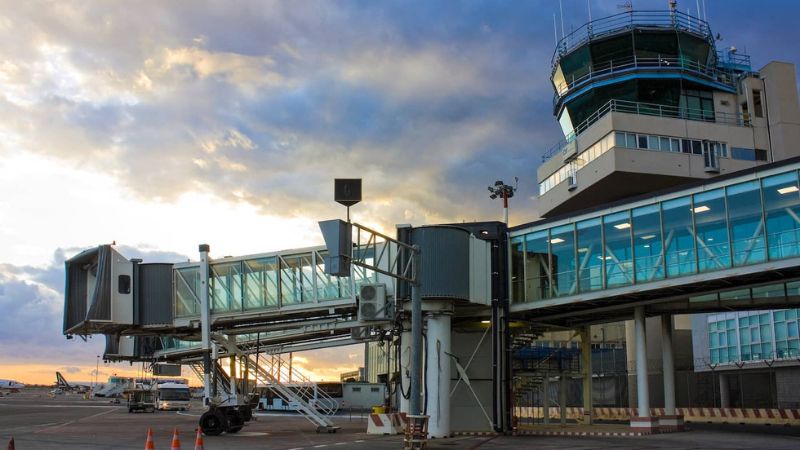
174;248;375;317
513;167;800;303
708;305;800;364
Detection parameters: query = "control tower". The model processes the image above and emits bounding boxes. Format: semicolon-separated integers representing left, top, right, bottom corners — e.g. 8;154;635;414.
537;5;800;217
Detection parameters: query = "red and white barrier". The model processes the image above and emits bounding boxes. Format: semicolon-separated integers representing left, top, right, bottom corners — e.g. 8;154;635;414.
367;413;404;435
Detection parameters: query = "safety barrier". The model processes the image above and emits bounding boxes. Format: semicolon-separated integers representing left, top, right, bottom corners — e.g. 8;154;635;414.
367;413;405;435
515;407;800;426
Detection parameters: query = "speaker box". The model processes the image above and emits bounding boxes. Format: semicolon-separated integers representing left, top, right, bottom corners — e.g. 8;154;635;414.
335;178;362;207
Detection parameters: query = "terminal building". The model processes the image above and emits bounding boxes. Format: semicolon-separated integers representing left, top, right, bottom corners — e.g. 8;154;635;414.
62;5;800;437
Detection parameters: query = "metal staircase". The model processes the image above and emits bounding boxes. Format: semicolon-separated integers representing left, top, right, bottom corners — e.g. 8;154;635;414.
189;361;232;396
214;335;339;432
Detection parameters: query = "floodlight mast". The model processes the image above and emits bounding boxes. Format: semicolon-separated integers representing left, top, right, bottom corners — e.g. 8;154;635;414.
488;177;518;224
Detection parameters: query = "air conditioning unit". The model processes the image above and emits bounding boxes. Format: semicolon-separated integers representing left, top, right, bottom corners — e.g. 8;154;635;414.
567;174;578;191
358;283;389;321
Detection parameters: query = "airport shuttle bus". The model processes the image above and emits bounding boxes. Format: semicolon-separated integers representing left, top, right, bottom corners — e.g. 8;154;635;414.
156;382;191;411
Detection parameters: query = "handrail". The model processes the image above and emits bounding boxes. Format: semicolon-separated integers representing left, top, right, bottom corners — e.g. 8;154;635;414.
541;99;750;163
552;10;712;69
553;55;736;100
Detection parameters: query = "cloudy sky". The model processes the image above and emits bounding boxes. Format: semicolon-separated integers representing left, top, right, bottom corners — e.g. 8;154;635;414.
1;0;799;385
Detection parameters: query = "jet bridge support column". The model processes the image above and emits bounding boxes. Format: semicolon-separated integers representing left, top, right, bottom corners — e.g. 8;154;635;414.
579;326;593;425
659;315;684;431
199;244;212;405
425;310;452;439
631;307;657;431
399;322;412;414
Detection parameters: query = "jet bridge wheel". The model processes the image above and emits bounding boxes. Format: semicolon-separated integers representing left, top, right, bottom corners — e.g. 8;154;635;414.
225;407;245;433
200;409;228;436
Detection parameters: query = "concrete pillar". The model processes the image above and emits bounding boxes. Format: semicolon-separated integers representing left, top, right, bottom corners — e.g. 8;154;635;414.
543;375;550;424
399;326;412;414
719;373;730;408
425;312;452;438
631;307;657;430
661;315;676;415
559;373;567;426
580;327;593;425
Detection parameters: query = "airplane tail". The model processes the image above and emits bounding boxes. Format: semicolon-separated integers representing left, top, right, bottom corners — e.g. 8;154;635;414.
55;372;71;389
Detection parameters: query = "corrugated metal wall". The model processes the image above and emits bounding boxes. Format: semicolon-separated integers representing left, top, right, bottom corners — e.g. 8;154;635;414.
138;263;174;326
411;226;470;301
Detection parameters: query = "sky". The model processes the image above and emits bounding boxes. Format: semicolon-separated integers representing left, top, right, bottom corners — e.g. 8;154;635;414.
1;0;799;385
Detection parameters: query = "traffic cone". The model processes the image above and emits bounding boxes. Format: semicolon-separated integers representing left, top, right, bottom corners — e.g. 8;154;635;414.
7;437;14;450
194;428;204;450
144;428;155;450
170;427;181;450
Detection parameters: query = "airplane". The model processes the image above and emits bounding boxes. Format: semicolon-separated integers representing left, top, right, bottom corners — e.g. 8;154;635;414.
0;379;25;396
55;372;91;394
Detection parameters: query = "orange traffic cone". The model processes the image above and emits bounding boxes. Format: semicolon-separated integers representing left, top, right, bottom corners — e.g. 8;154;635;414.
170;427;181;450
7;436;14;450
144;428;155;450
194;428;204;450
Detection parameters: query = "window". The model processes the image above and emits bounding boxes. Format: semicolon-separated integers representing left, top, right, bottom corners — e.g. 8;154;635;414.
755;149;768;161
638;135;648;149
753;90;763;118
511;237;525;302
731;147;756;161
371;387;380;393
603;211;633;288
633;205;664;283
352;387;361;392
525;231;551;300
693;189;731;272
577;218;603;292
762;172;800;260
550;224;577;297
662;196;696;277
727;181;765;266
118;275;131;294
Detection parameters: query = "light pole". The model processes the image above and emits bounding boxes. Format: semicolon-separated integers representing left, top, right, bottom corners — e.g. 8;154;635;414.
488;178;518;224
95;355;100;390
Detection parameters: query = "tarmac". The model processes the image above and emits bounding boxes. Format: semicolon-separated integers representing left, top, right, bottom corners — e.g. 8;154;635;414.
2;388;800;449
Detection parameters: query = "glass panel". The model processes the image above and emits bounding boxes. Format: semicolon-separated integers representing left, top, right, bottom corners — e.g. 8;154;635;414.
603;211;633;287
693;189;730;272
577;218;604;292
525;231;551;301
210;261;242;312
789;322;799;338
763;171;800;260
633;204;664;283
760;324;772;341
776;321;788;340
727;181;765;266
740;328;751;345
550;224;577;297
662;196;697;277
315;251;349;300
175;266;200;317
775;310;786;321
511;237;525;302
243;257;279;310
280;254;314;305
